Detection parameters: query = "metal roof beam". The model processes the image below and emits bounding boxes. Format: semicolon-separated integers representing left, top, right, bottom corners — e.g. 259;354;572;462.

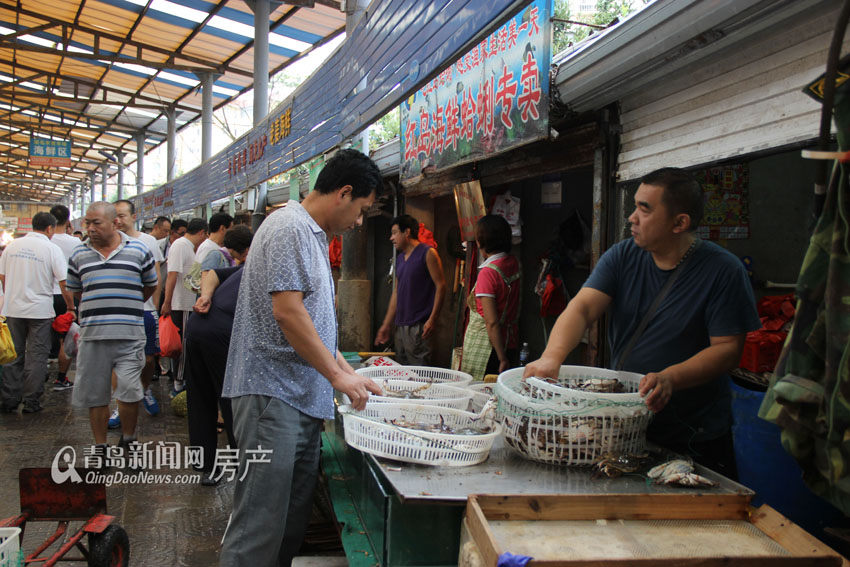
0;60;200;113
3;91;167;110
0;100;170;140
0;177;74;184
0;167;87;180
97;0;233;165
0;10;253;78
0;41;232;75
0;72;47;91
1;117;143;136
0;182;61;198
130;5;324;160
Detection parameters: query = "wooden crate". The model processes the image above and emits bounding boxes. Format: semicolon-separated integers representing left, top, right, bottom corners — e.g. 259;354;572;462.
464;494;846;566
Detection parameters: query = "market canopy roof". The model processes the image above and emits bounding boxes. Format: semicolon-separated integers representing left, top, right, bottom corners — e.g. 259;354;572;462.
0;0;345;201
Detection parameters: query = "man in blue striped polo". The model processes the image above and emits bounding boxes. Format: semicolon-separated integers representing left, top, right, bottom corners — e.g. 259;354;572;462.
68;202;158;453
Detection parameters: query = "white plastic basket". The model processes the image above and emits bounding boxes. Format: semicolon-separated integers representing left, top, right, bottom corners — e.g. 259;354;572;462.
467;381;496;413
355;366;473;388
342;379;473;410
338;402;501;466
0;528;21;567
495;366;652;466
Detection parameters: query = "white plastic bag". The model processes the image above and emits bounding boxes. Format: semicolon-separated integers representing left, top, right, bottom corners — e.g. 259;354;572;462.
64;322;80;358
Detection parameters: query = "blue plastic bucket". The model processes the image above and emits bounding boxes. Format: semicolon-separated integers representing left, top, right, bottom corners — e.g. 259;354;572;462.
731;380;845;539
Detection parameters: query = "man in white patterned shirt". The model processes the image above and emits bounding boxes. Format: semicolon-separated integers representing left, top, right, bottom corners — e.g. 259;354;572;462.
220;150;383;566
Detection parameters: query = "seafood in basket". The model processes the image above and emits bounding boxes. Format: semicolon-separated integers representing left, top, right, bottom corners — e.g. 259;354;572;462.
495;367;652;466
338;402;501;466
355;365;473;387
528;376;625;393
341;379;473;410
467;381;496;413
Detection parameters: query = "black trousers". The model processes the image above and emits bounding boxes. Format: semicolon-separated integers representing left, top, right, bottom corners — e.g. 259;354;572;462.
184;331;236;472
485;347;519;375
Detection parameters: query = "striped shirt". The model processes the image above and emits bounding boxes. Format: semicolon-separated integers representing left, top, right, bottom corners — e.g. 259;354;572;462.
66;232;158;341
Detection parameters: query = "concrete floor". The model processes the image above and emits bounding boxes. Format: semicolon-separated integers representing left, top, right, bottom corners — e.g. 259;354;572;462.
0;365;347;566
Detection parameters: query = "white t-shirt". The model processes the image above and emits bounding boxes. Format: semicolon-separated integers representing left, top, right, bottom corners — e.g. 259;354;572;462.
131;232;165;312
0;232;68;318
51;232;82;294
193;237;218;265
167;236;197;311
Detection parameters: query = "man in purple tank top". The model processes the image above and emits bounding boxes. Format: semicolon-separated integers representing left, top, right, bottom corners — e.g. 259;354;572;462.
375;215;446;365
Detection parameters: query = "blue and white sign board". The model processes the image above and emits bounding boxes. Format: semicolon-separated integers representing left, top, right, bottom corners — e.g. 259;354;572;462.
29;137;72;167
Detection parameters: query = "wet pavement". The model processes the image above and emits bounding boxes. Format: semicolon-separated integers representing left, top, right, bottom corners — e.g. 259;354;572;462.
0;364;347;566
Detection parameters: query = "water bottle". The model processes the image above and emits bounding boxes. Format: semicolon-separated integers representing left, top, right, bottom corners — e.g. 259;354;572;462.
519;342;530;366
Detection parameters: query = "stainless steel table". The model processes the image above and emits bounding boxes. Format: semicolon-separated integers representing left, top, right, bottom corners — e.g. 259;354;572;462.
325;415;752;566
373;436;751;503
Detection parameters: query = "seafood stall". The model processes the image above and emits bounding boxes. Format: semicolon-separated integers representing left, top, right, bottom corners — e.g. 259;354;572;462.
320;364;826;566
324;417;760;566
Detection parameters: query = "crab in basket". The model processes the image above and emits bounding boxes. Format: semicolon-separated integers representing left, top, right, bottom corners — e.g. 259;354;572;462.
648;459;716;487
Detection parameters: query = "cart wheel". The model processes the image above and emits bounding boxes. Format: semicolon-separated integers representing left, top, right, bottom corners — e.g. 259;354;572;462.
88;525;129;567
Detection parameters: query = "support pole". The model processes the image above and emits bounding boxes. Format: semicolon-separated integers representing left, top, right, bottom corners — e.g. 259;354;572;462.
250;0;270;232
101;162;108;201
116;151;125;200
136;132;145;197
167;108;176;182
337;0;373;352
201;73;215;163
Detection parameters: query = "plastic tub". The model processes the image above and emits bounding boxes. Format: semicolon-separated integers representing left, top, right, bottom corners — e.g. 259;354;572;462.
731;380;846;542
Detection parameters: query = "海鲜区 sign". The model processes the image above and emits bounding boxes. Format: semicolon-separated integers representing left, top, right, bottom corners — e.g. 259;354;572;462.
29;137;72;168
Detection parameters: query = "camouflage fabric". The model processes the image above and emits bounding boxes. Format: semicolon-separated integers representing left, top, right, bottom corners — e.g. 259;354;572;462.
758;86;850;513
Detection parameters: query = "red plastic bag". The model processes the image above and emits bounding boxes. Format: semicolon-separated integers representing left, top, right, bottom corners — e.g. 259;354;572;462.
52;312;75;333
540;273;567;317
329;235;342;268
159;314;182;358
419;223;438;249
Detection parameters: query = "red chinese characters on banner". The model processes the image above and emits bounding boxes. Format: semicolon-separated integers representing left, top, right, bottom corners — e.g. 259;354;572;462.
477;77;494;138
444;96;461;151
518;51;541;122
460;88;477;141
495;64;518;129
417;108;431;156
432;104;445;154
507;21;519;50
400;0;547;174
497;26;508;53
404;119;418;161
518;6;540;36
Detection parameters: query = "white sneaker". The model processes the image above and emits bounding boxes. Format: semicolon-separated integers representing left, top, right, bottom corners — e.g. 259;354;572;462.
170;381;185;399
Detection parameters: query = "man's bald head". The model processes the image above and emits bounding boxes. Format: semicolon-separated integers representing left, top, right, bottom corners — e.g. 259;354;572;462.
87;201;117;220
84;201;119;247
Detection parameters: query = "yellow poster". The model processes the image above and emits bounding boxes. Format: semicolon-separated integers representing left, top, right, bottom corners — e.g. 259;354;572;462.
453;180;486;241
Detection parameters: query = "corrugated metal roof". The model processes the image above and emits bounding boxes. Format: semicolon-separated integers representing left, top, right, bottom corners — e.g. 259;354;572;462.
0;0;345;200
